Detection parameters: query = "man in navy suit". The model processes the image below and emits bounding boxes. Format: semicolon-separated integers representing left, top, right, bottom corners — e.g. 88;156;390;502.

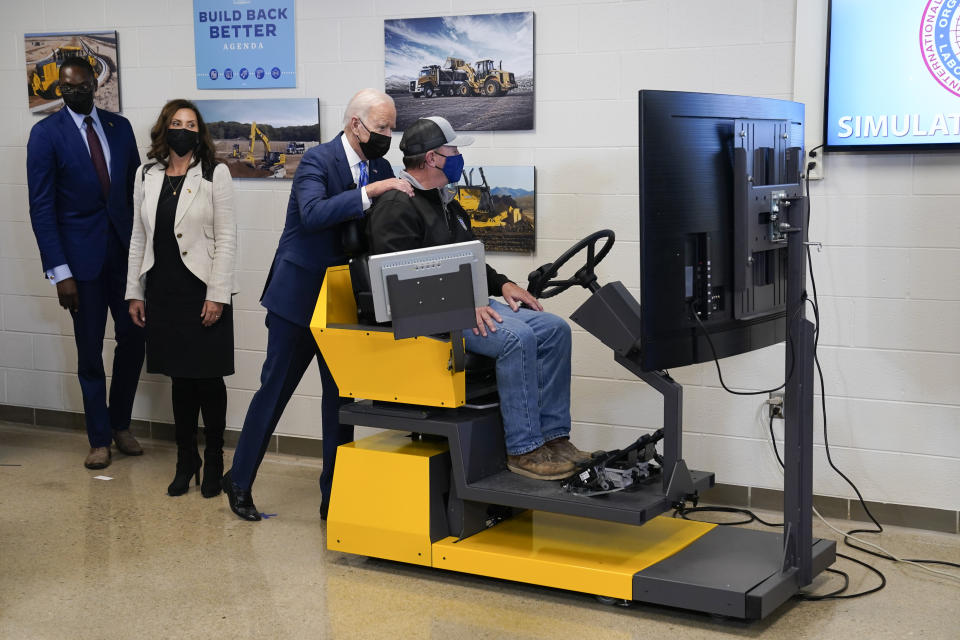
223;89;413;521
26;58;145;469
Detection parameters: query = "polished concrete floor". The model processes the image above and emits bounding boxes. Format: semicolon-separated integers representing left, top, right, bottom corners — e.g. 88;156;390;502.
0;421;957;640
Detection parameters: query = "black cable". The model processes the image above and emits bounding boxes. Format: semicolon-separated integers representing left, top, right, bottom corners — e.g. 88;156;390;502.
798;568;849;600
768;413;784;468
673;505;783;528
689;301;798;396
799;553;887;600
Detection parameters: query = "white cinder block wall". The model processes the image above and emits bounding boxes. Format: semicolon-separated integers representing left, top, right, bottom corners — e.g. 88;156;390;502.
0;0;957;511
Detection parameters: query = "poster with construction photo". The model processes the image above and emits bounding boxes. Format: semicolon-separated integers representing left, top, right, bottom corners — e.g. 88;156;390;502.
193;98;320;179
25;31;121;115
456;166;535;253
385;12;534;131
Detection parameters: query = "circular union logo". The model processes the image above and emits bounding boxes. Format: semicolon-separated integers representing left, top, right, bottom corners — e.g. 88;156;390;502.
921;0;960;97
208;68;218;80
223;68;234;80
255;67;265;79
239;68;249;80
271;66;282;79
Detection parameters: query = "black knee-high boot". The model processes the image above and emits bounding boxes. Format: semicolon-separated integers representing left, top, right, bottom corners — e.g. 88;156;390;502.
199;378;227;498
169;378;202;496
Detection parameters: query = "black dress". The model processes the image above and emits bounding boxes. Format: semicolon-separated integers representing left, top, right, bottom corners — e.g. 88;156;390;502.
145;176;234;378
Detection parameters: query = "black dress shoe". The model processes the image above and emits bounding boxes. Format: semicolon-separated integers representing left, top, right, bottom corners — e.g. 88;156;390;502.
221;471;261;521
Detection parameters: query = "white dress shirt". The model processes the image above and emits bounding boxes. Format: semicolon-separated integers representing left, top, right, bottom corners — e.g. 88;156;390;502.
340;134;372;211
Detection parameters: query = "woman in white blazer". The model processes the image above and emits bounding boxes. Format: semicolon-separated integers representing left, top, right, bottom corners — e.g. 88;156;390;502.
126;99;238;498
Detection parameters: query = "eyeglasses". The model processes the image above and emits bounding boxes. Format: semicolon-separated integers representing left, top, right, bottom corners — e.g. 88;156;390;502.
59;82;95;96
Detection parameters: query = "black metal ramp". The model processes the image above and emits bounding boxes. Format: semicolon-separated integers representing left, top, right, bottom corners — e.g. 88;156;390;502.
631;526;836;619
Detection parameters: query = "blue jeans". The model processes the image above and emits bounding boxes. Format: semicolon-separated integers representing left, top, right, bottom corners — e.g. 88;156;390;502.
463;300;572;455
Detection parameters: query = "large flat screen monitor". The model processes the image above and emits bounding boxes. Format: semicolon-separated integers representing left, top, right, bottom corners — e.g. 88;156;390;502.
824;0;960;151
638;90;804;372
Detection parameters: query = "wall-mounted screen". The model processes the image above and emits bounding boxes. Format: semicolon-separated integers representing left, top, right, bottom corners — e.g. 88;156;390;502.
825;0;960;151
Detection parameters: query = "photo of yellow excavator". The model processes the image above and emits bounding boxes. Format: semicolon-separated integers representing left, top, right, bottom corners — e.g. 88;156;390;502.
195;98;320;181
242;122;286;177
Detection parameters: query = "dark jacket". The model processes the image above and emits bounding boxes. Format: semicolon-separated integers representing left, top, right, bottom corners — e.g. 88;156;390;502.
260;132;394;326
366;185;511;296
27;107;140;280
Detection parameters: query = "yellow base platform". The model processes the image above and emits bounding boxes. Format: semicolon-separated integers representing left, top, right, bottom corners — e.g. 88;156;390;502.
327;432;716;600
433;512;714;600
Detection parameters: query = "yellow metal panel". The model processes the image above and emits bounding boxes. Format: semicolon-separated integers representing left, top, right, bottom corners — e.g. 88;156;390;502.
310;265;466;407
433;512;715;600
317;265;358;325
327;432;448;566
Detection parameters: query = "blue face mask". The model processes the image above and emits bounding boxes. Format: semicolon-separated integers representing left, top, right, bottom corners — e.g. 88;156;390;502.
435;151;464;184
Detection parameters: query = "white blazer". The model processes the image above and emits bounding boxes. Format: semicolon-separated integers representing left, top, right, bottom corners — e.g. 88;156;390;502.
126;161;238;304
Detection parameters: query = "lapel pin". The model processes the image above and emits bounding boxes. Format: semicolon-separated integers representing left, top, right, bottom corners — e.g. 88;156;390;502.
187;188;191;193
108;122;114;127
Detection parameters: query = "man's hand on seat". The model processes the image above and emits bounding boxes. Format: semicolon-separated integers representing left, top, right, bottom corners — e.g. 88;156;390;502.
473;305;502;337
366;177;414;199
502;282;543;312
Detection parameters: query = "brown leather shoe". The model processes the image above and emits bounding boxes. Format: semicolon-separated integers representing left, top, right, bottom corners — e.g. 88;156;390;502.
507;445;576;480
546;437;593;465
113;429;143;456
84;446;112;469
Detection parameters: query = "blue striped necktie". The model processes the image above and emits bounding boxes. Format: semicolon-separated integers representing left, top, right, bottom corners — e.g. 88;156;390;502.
358;161;368;187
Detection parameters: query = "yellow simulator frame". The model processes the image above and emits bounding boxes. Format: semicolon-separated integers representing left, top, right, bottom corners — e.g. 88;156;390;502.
310;233;834;620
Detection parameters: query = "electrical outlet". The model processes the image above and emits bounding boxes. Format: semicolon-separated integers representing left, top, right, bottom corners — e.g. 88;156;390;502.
767;391;785;419
806;151;825;181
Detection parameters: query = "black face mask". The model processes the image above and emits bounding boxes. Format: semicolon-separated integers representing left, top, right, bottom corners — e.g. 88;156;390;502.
167;128;199;157
357;119;391;160
62;90;94;115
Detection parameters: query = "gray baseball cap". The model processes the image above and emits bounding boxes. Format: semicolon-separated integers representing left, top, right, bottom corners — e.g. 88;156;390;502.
399;116;475;156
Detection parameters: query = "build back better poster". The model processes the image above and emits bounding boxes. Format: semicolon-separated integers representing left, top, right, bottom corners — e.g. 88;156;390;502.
193;0;295;89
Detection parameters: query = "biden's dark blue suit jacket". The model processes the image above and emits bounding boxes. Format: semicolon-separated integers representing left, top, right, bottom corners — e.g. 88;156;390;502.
27;107;140;280
261;132;394;327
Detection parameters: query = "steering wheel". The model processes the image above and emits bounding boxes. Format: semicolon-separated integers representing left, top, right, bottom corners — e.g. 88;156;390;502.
527;229;615;299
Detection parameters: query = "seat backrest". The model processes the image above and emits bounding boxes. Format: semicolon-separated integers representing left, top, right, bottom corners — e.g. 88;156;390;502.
349;255;378;325
341;218;367;258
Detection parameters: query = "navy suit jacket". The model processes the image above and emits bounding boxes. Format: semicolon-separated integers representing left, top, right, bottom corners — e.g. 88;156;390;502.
261;132;393;327
27;107;140;281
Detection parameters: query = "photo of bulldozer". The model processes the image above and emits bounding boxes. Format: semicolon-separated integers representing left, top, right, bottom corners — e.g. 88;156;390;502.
410;57;517;98
29;46;101;100
454;166;535;253
25;32;120;115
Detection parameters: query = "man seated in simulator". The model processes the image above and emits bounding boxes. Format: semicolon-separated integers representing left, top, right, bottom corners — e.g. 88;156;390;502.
365;116;591;481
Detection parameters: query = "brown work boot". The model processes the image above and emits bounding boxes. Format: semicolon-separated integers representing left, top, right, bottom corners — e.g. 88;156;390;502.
84;446;111;470
113;429;143;456
546;437;594;465
507;445;576;480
